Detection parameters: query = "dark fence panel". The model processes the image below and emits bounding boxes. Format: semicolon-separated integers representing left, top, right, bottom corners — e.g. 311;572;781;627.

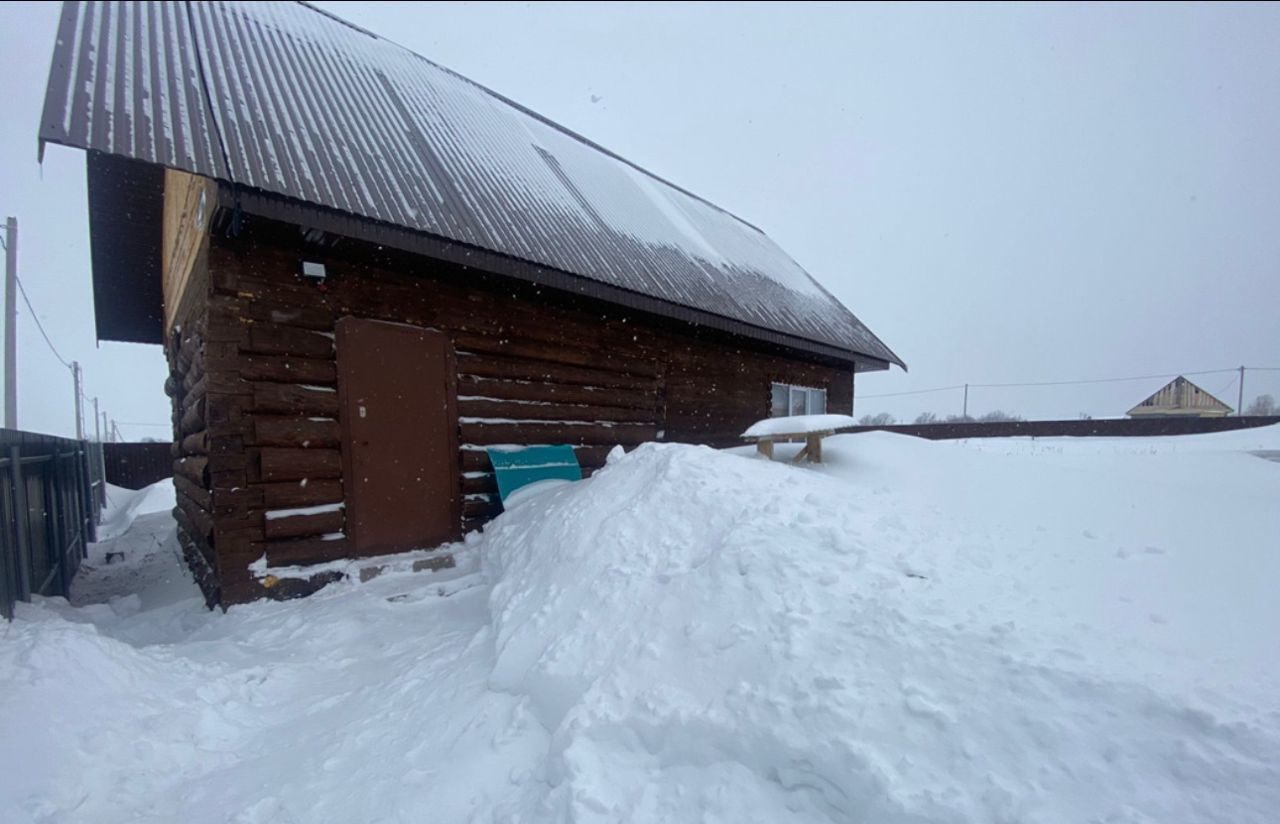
1;429;98;621
837;415;1280;440
103;442;173;489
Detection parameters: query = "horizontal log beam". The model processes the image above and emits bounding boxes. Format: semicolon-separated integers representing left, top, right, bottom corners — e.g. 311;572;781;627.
251;415;341;448
182;375;207;411
263;508;345;541
260;478;345;509
452;333;659;378
257;535;350;568
459;421;655;446
457;354;658;391
461;474;496;496
181;430;208;456
459;444;617;473
173;474;211;511
251;383;340;417
173;456;209;488
175;492;214;541
180;397;206;436
240;354;337;385
246;322;334;359
462;497;502;520
258;448;343;482
456;375;660;411
457;398;655;424
212;295;335;332
182;358;205;392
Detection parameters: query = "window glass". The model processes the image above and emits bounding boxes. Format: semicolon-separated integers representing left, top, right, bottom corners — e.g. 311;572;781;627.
771;383;789;418
808;388;826;415
790;386;808;416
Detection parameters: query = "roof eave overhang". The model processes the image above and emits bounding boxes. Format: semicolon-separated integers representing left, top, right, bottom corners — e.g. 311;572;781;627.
54;143;898;370
83;151;166;345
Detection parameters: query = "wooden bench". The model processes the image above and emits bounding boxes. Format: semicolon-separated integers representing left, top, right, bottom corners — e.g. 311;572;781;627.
749;429;834;464
741;414;856;465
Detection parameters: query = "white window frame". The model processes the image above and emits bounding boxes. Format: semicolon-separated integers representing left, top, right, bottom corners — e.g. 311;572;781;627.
770;382;827;417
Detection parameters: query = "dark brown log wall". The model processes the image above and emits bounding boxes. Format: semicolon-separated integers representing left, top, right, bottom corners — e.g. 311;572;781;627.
165;308;221;606
184;215;856;604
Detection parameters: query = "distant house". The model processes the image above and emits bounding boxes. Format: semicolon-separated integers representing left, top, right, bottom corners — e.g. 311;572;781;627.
38;1;902;606
1126;377;1232;418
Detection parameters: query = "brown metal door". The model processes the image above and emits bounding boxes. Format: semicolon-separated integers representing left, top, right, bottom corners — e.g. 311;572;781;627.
336;318;459;555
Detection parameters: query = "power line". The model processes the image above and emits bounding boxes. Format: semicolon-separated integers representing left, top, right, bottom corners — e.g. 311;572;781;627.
13;274;72;369
859;384;966;399
114;421;171;428
971;368;1237;389
858;367;1278;399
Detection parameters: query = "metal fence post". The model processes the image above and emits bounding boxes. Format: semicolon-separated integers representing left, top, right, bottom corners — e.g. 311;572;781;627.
8;445;32;600
75;442;94;546
45;453;63;596
0;451;14;620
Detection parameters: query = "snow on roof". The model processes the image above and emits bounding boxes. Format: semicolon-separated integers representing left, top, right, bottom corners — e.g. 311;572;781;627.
38;0;902;366
741;413;858;438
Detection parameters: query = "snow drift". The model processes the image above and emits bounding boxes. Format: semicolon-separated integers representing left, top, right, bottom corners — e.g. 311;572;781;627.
95;481;176;542
483;436;1280;821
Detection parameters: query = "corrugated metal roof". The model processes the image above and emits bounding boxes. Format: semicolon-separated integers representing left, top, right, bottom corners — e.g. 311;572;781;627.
39;0;902;367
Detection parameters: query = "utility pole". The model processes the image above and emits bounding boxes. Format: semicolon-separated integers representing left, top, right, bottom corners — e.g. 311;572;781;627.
1238;365;1246;416
4;216;17;429
963;383;969;420
101;410;109;443
93;397;101;443
72;361;84;439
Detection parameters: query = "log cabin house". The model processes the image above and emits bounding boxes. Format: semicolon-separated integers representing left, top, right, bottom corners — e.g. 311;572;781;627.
38;1;903;606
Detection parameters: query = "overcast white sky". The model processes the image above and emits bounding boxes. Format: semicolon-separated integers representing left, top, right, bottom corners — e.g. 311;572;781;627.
1;1;1277;437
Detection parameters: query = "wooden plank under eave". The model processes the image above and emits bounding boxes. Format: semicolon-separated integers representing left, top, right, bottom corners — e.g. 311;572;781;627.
162;169;216;333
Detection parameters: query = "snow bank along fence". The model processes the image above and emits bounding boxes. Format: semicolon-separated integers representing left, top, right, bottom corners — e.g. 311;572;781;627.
836;415;1280;441
0;429;101;620
103;442;173;490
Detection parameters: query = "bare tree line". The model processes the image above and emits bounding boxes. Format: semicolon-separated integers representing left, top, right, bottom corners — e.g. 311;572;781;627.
1246;394;1276;415
856;394;1278;426
857;410;1024;426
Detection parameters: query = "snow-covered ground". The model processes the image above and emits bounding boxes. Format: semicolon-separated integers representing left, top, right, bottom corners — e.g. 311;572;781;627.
2;427;1278;823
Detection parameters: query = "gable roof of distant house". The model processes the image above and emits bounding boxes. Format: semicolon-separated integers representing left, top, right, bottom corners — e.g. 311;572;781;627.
37;1;902;368
1126;376;1233;417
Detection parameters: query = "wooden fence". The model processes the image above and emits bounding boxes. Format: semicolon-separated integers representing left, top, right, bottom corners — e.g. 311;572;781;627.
836;415;1280;440
103;442;173;490
1;429;100;620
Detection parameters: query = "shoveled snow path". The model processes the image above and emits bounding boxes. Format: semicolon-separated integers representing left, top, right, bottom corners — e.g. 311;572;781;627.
1;485;544;823
1;560;551;823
